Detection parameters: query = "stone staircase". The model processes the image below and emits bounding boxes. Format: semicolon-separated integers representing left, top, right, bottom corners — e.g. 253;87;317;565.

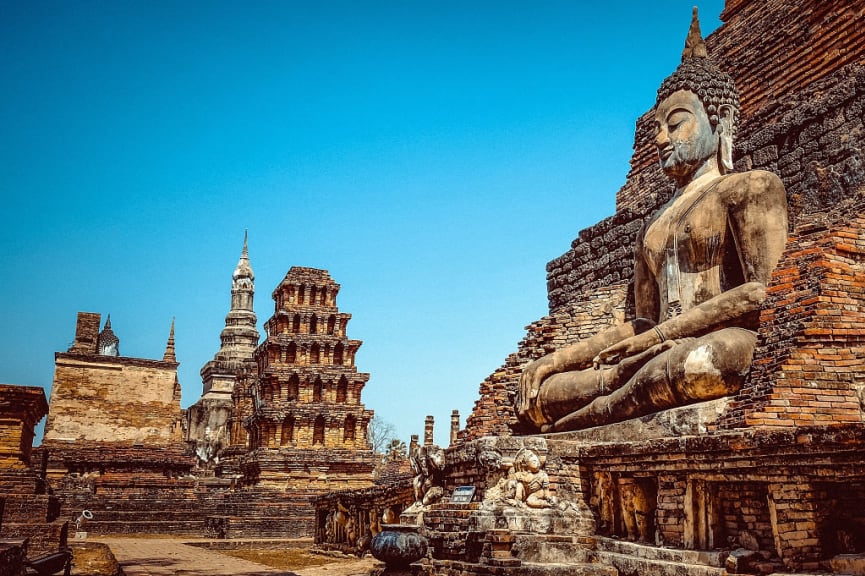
54;476;230;536
206;489;315;538
591;537;730;576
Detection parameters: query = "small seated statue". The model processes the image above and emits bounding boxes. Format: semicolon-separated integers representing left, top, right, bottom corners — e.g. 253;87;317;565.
516;8;788;432
484;448;556;509
512;449;557;509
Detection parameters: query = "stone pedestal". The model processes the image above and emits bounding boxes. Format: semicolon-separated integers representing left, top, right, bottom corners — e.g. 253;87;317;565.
469;504;584;536
547;398;731;443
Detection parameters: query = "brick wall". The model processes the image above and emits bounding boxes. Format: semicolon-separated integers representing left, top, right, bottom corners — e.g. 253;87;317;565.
44;353;182;446
546;213;641;314
724;206;865;428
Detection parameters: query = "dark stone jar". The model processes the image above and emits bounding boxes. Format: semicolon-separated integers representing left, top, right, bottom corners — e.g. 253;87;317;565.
370;524;428;567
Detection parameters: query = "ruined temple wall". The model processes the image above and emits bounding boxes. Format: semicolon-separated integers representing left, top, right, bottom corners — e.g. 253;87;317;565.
462;0;865;441
313;475;414;554
44;353;182;446
0;385;47;469
0;385;67;557
572;426;865;569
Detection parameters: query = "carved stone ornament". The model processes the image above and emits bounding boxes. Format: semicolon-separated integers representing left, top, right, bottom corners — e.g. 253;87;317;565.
483;449;557;509
406;443;445;512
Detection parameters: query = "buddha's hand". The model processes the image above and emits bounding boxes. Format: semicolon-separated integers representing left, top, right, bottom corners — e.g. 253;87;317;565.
592;328;664;369
517;355;555;420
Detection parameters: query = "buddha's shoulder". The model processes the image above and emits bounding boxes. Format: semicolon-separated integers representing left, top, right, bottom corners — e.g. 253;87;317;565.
715;170;785;201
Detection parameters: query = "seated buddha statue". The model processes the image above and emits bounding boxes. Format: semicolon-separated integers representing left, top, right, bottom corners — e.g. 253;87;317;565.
515;9;788;433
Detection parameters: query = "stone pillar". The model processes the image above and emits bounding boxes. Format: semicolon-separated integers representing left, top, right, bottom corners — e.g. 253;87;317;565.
69;312;101;354
449;410;460;446
657;473;687;547
768;481;822;571
424;416;434;446
409;435;419;457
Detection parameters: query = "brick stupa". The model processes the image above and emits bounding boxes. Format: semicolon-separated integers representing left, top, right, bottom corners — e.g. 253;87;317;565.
208;267;377;538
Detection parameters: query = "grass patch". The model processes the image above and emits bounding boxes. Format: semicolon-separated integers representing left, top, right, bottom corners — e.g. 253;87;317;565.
216;548;347;570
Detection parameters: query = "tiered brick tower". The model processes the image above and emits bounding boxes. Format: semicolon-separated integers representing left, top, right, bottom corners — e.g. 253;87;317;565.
186;233;259;466
242;266;375;487
209;267;376;538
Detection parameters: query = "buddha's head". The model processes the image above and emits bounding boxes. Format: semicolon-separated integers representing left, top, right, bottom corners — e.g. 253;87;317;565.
654;8;739;186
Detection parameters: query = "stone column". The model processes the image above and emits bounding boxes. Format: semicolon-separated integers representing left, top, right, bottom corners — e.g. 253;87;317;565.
768;481;822;570
424;416;434;446
449;410;460;446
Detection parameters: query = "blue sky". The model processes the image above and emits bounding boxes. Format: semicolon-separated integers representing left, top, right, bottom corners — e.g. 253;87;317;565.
1;1;725;447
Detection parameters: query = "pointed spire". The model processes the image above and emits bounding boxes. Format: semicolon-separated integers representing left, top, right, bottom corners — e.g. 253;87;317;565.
163;317;177;363
104;314;112;330
233;230;254;283
681;6;707;60
199;237;259;399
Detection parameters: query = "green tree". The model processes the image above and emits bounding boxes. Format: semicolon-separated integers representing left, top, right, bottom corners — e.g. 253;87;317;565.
384;438;407;462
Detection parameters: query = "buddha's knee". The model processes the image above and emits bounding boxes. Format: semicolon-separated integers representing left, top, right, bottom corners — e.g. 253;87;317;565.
676;330;756;400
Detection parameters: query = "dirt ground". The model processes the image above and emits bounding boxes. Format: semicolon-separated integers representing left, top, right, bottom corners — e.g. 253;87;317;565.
74;538;380;576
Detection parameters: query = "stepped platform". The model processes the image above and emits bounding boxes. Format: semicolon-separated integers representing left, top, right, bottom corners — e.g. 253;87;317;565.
592;537;730;576
207;490;316;538
52;475;229;536
425;556;617;576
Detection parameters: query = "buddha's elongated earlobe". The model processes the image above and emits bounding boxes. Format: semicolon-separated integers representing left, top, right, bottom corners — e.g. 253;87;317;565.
718;104;735;173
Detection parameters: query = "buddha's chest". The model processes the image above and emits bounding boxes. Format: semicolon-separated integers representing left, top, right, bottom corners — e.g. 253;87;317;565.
643;191;732;317
644;193;729;277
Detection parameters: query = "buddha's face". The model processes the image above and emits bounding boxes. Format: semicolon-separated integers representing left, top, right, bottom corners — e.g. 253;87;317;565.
653;89;717;184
